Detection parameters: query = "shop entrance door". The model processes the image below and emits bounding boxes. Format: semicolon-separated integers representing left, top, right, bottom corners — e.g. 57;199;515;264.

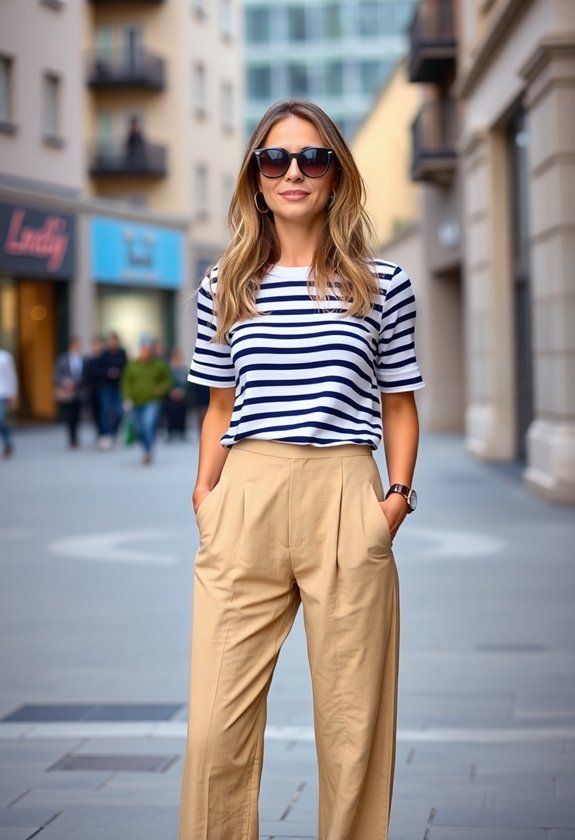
18;281;57;420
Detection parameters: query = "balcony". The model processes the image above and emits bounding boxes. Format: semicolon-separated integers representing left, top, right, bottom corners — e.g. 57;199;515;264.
408;0;457;84
89;138;167;178
87;48;165;91
411;101;457;185
89;0;163;4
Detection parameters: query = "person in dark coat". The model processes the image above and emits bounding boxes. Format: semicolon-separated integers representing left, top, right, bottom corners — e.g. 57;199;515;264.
53;336;85;449
83;335;105;442
163;348;189;441
96;331;127;449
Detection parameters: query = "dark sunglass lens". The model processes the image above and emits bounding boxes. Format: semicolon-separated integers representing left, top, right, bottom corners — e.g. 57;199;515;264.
300;148;330;177
258;149;289;177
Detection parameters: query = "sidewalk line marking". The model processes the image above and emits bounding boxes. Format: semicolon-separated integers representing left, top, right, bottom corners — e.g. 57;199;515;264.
0;722;573;743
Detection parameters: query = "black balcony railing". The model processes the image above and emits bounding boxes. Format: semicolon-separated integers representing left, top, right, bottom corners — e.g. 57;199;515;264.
89;139;167;178
411;101;457;185
408;0;457;84
87;49;165;90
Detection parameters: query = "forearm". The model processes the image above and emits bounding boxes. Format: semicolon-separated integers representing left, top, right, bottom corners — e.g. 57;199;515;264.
381;391;419;486
194;396;234;495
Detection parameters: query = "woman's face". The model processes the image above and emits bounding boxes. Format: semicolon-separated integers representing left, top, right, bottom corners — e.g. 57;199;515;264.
257;116;337;226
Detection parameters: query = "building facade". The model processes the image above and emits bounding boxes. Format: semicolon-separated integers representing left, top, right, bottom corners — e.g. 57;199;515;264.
244;0;417;139
0;0;243;420
359;0;574;502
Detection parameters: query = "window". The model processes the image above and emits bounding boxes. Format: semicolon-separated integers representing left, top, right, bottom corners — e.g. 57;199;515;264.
220;0;232;38
195;164;208;217
222;173;235;217
357;1;382;37
393;1;416;34
191;0;206;17
324;61;343;97
288;64;308;97
193;63;206;116
287;6;307;41
96;110;115;148
247;66;272;100
245;7;270;43
359;60;386;95
221;80;233;132
43;72;61;140
0;55;14;129
323;3;343;39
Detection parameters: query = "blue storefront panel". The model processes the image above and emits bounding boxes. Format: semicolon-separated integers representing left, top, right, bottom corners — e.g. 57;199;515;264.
90;216;184;289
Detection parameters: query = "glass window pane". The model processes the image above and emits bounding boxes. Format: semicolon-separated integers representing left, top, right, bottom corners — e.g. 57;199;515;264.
0;56;12;122
357;1;381;37
288;64;308;97
245;7;270;43
359;60;386;95
44;74;60;136
287;6;307;41
324;61;343;96
324;3;343;39
247;66;272;100
393;1;416;34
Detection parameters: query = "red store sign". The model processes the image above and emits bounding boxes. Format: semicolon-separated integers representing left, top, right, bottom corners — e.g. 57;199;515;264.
0;202;75;278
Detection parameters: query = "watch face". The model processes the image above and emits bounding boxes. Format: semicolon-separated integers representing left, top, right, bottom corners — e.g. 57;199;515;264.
408;489;418;511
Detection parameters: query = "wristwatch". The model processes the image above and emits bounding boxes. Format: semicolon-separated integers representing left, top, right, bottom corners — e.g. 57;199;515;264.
385;483;418;513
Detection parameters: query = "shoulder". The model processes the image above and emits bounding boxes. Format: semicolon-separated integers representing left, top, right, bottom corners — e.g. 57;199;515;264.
198;264;219;297
366;258;414;298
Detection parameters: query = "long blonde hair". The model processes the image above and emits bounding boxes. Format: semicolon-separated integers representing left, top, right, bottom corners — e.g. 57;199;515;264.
206;100;379;343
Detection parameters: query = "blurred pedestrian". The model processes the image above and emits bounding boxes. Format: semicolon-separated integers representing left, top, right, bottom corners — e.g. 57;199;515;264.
178;101;423;839
188;381;209;439
0;347;17;458
121;335;172;465
83;334;105;443
124;115;145;168
96;331;127;449
54;336;85;449
163;348;189;441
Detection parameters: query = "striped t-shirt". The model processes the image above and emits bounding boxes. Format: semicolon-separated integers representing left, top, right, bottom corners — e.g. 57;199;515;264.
188;259;424;449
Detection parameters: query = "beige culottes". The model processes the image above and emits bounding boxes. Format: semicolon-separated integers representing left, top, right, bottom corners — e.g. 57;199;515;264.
178;438;400;840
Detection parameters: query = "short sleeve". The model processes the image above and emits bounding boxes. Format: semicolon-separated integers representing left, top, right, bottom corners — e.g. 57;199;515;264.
376;264;425;393
188;272;236;389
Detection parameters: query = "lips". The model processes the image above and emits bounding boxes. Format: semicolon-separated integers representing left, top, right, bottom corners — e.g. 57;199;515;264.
279;190;310;200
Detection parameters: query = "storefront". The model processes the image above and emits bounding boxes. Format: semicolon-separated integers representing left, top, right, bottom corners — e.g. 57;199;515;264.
0;201;76;420
89;216;184;358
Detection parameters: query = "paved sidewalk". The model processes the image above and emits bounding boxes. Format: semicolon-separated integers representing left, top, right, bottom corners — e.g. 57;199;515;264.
0;425;574;840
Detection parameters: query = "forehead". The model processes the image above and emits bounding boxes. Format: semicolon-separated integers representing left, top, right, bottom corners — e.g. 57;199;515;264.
263;115;324;151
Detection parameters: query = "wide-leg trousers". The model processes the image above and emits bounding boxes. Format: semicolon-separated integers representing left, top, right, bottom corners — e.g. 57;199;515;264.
178;438;400;840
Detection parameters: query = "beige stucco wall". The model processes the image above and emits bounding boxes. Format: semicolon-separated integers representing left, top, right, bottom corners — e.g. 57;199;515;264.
458;0;575;500
351;61;422;246
0;0;84;191
84;1;243;251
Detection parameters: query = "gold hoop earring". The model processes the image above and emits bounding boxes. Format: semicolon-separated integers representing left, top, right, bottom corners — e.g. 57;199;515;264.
327;189;336;211
254;191;269;214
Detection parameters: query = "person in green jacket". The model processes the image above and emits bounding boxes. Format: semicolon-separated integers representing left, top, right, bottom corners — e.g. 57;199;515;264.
121;335;173;464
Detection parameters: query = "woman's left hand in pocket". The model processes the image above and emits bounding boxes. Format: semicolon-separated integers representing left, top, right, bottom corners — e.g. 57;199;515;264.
380;494;408;540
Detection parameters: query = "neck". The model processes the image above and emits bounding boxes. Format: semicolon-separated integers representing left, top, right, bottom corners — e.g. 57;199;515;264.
274;216;323;267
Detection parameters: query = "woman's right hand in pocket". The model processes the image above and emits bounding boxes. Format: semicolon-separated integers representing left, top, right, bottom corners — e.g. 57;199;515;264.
192;488;212;516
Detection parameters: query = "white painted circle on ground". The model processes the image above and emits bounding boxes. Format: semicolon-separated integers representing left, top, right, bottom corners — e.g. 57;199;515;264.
398;527;506;559
47;530;178;566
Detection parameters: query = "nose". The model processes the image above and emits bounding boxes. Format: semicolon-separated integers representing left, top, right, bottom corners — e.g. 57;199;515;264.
285;156;304;180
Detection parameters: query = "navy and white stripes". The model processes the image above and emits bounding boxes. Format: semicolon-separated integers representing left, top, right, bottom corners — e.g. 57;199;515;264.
188;260;424;449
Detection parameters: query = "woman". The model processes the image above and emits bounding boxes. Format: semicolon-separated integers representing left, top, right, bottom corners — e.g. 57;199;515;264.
178;100;424;840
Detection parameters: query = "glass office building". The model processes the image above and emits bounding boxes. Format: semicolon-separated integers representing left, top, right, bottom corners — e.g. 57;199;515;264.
244;0;417;139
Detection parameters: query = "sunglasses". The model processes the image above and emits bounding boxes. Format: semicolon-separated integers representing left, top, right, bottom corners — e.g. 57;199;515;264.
253;146;335;179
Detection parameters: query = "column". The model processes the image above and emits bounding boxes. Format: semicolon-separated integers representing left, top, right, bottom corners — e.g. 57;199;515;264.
521;36;575;502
